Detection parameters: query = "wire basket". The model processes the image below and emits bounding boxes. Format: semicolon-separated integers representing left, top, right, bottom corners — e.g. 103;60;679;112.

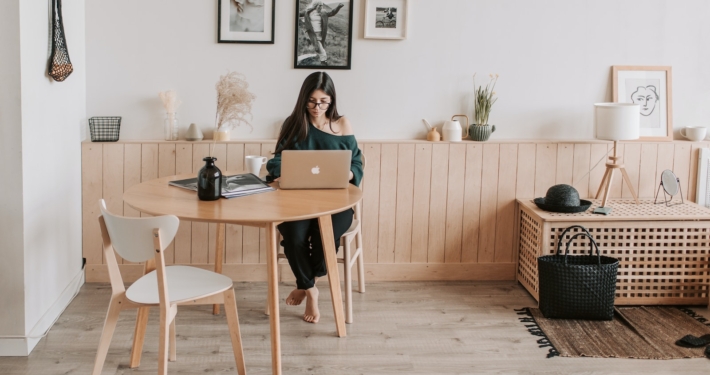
89;117;121;142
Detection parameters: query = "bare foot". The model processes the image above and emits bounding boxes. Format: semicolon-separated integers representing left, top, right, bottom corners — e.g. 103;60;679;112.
303;287;320;323
286;289;306;306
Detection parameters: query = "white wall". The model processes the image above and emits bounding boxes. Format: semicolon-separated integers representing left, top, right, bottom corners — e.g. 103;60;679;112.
86;0;710;141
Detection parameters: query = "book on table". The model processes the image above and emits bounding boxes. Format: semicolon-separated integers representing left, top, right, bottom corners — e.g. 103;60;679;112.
169;173;275;198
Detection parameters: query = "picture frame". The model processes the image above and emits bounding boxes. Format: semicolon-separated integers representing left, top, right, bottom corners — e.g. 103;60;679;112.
612;65;673;141
363;0;409;40
294;0;353;70
218;0;275;44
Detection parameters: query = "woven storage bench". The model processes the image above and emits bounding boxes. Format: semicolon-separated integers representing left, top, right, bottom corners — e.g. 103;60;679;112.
516;198;710;305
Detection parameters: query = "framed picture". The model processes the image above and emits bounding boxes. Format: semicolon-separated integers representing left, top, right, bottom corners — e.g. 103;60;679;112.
612;66;673;141
294;0;353;69
364;0;408;39
218;0;275;44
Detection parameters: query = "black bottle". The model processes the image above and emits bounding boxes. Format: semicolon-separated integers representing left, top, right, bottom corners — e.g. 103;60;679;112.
197;157;222;201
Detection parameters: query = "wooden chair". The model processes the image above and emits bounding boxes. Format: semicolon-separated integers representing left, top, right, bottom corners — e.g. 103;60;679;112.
92;200;246;375
266;156;366;324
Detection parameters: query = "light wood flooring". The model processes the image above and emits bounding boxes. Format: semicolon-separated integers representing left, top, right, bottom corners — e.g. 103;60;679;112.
3;281;710;374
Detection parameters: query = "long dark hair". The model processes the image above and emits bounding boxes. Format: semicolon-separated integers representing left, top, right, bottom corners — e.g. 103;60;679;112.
275;72;342;154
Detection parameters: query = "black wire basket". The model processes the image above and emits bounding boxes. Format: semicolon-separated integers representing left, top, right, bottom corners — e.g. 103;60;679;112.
89;117;122;142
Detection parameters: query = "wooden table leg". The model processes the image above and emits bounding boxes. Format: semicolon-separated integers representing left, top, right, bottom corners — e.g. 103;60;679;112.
318;215;347;338
213;223;225;315
266;223;282;375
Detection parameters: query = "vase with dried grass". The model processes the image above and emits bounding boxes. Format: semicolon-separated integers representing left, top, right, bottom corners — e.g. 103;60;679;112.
158;90;182;141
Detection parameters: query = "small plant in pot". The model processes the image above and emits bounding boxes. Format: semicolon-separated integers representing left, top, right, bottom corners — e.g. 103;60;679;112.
470;73;498;141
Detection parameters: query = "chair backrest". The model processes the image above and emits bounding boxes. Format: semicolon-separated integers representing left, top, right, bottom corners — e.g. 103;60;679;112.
99;200;179;263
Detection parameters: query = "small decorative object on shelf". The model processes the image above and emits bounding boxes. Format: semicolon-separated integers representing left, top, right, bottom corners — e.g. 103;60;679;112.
442;114;469;142
211;71;256;151
159;90;182;141
422;119;440;141
533;184;592;213
197;157;222;201
213;130;230;141
470;73;498;141
655;169;684;206
185;123;203;141
89;117;122;142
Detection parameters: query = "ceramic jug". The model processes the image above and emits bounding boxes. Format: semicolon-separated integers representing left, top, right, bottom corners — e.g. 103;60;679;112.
442;115;469;142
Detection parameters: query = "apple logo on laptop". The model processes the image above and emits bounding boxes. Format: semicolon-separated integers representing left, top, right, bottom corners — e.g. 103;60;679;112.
311;166;320;175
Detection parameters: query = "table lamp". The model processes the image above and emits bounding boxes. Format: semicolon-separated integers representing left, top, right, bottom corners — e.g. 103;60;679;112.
594;103;641;214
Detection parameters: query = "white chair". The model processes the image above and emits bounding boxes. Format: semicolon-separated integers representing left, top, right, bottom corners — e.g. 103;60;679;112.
92;200;246;375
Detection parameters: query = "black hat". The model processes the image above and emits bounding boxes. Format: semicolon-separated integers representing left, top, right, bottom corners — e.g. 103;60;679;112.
534;184;592;213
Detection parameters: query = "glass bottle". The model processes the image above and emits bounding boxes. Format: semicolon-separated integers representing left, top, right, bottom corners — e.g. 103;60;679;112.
197;157;222;201
164;112;179;141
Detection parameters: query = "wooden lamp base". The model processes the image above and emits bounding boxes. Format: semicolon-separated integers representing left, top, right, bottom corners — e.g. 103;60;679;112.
595;141;640;208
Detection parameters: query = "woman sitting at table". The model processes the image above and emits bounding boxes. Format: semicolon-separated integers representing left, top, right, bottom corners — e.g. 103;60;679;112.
266;71;363;323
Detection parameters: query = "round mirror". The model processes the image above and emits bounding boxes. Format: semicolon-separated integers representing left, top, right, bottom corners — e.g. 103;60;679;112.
661;169;679;196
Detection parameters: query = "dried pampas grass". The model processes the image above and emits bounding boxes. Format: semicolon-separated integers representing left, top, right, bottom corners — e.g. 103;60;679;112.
158;90;182;114
214;71;256;132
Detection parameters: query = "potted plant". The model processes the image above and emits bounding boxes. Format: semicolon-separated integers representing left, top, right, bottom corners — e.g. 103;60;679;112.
470;73;498;141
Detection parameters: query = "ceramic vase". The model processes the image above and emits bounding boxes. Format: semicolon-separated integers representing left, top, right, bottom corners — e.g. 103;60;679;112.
469;124;496;141
185;123;203;141
197;157;222;201
214;130;230;141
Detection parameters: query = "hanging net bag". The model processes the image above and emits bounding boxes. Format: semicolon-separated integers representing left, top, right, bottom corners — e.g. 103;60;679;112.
48;0;73;82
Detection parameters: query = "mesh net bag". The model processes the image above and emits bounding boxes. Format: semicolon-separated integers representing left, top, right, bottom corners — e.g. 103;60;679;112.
48;0;73;82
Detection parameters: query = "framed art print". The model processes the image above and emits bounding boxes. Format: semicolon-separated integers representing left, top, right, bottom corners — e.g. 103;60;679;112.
364;0;409;39
612;66;673;141
294;0;353;69
218;0;275;44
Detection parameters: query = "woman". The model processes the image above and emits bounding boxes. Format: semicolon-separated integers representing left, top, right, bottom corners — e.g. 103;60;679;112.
266;72;363;323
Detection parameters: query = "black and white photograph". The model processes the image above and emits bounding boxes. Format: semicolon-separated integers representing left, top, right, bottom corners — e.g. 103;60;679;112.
613;66;673;141
364;0;409;39
294;0;353;69
218;0;275;43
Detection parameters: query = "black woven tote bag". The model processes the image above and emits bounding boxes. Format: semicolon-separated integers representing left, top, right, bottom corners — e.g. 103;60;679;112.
538;225;619;320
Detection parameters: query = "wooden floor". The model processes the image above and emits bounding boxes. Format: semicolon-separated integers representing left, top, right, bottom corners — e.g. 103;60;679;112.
3;281;710;374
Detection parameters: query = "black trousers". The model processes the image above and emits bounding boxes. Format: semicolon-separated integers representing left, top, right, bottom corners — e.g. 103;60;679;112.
277;209;354;290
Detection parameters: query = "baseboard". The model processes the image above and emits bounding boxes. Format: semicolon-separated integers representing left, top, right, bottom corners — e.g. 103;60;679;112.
85;263;517;283
0;268;85;356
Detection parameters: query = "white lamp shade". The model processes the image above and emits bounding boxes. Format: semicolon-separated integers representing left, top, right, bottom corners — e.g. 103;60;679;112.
594;103;640;141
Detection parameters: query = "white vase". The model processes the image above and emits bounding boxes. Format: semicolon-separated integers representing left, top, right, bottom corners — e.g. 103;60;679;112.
214;130;230;141
185;123;203;141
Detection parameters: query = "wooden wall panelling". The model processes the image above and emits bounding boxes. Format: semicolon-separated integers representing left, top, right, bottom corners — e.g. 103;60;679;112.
173;143;193;264
103;144;124;264
674;143;692;200
478;144;500;263
259;143;276;264
82;143;103;266
207;144;227;264
555;143;574;185
377;144;398;263
225;144;245;263
444;144;466;263
588;144;609;199
362;144;381;264
427;144;450;263
638;143;658;198
122;144;142;264
410;144;432;263
534;144;557;198
461;144;483;263
571;144;591;198
609;143;624;198
190;144;210;264
158;144;176;264
621;143;641;199
494;144;518;263
394;144;415;263
241;143;262;263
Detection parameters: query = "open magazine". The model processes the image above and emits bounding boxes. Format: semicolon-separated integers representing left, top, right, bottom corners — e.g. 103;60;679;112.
169;173;275;199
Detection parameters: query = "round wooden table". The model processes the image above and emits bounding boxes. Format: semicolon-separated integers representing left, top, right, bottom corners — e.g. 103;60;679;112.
123;172;362;375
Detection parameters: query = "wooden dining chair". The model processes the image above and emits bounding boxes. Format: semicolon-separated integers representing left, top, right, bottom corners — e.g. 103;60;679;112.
265;155;366;324
93;200;246;375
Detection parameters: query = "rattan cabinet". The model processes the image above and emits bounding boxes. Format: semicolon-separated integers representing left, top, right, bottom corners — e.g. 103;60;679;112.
516;198;710;305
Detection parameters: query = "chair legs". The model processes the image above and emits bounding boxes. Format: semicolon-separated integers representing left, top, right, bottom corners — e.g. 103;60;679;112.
343;240;354;324
92;296;123;375
169;318;177;362
158;306;171;375
129;306;150;368
223;288;247;375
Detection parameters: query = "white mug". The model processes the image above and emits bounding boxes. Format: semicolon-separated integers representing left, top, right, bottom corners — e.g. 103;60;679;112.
680;126;707;142
245;155;267;176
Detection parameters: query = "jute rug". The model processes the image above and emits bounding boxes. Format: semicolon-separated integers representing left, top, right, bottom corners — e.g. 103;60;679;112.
517;307;710;359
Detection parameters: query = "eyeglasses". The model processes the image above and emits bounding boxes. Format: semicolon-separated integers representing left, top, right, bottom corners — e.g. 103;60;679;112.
306;102;331;110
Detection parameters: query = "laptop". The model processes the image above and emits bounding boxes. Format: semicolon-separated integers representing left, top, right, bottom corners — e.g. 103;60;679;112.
279;150;352;189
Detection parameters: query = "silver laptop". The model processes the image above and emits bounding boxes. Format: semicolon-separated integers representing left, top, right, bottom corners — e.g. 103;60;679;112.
279;150;352;189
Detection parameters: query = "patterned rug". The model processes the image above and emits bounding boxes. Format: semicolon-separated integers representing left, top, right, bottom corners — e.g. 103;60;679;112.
517;306;710;359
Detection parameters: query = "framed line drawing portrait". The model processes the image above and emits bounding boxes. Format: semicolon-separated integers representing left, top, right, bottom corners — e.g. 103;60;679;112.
294;0;353;69
612;66;673;141
364;0;409;39
218;0;275;44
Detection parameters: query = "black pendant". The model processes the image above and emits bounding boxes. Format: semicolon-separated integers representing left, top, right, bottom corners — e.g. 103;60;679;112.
197;157;222;201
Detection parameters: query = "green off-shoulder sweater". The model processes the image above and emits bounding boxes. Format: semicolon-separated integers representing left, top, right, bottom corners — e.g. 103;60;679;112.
266;123;364;187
